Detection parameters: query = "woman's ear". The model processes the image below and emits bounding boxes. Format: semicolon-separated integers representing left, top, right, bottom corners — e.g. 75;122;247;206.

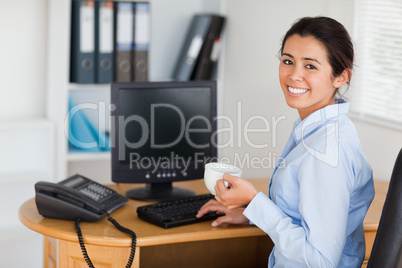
333;68;351;88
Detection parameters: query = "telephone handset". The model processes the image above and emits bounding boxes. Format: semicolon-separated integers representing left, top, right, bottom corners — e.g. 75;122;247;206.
35;174;128;222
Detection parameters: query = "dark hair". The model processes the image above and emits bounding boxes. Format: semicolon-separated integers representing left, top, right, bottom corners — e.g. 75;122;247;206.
280;16;354;92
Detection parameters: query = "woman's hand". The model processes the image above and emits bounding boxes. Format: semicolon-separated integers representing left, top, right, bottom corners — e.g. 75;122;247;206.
196;199;249;227
214;174;259;209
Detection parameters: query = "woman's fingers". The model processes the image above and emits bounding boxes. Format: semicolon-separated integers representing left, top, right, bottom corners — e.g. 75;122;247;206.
196;199;228;218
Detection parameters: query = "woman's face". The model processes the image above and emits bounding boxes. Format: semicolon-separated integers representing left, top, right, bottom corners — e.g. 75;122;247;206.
279;34;346;120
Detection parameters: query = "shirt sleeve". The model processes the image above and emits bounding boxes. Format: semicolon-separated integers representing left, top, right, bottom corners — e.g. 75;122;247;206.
243;146;354;267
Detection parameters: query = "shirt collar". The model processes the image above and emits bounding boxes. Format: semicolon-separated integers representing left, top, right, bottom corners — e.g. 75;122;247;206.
292;99;349;142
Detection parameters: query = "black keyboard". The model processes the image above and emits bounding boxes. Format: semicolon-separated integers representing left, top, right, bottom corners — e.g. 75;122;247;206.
136;193;222;228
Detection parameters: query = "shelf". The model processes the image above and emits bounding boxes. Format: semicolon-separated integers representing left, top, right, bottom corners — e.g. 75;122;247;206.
69;83;111;91
67;150;111;162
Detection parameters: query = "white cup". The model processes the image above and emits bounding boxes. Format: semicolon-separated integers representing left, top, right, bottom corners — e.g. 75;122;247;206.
204;163;242;195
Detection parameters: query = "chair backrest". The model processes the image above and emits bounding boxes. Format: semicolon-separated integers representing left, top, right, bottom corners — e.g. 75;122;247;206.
367;148;402;268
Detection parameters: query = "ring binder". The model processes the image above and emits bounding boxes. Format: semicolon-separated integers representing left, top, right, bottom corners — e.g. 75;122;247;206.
133;2;150;82
114;2;135;82
95;0;114;83
70;0;96;84
172;14;225;81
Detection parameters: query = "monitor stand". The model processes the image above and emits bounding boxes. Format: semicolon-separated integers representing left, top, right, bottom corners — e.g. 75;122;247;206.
125;182;195;202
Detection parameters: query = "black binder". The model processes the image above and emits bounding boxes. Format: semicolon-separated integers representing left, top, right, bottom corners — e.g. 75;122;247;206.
70;0;96;84
133;2;150;82
114;2;134;82
172;15;213;81
95;0;114;84
192;16;225;80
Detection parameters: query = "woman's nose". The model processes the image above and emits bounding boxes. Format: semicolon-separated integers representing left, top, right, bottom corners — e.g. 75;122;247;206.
289;67;304;82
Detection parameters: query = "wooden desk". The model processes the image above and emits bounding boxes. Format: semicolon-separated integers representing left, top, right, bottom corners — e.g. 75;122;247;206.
19;179;388;268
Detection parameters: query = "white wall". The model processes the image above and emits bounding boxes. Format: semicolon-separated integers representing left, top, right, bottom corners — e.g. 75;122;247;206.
0;0;48;119
0;1;49;267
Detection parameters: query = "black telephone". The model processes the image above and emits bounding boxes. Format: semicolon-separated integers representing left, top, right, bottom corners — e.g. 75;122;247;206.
35;174;136;267
35;174;128;222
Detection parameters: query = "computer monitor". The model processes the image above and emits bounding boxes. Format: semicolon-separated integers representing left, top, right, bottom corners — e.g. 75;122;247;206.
111;81;218;201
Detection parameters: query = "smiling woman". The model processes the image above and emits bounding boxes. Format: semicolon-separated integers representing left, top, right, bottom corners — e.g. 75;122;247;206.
279;16;354;84
197;16;375;268
279;35;349;120
278;17;353;120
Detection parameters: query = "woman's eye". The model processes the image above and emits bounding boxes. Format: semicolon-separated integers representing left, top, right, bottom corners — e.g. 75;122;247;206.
283;59;293;65
306;64;316;70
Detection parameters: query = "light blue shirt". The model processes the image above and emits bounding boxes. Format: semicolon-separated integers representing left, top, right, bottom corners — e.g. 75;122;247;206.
243;100;375;268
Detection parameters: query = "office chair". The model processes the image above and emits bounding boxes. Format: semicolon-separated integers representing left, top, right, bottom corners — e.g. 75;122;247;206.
367;148;402;268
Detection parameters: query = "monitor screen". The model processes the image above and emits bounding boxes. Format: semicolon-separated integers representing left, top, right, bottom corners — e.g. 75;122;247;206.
111;81;217;201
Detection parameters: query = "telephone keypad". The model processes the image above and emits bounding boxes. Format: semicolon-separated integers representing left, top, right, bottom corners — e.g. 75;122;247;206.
80;183;113;201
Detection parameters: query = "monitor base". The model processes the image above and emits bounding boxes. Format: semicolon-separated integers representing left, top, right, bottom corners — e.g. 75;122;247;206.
125;182;195;202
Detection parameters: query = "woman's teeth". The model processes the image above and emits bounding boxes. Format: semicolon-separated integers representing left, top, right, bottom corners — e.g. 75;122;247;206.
288;86;309;94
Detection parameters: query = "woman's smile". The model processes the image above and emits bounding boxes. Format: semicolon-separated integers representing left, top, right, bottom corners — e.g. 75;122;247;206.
287;86;310;96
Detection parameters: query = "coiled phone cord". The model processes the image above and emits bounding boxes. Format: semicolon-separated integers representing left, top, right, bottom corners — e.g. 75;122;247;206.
75;210;137;268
